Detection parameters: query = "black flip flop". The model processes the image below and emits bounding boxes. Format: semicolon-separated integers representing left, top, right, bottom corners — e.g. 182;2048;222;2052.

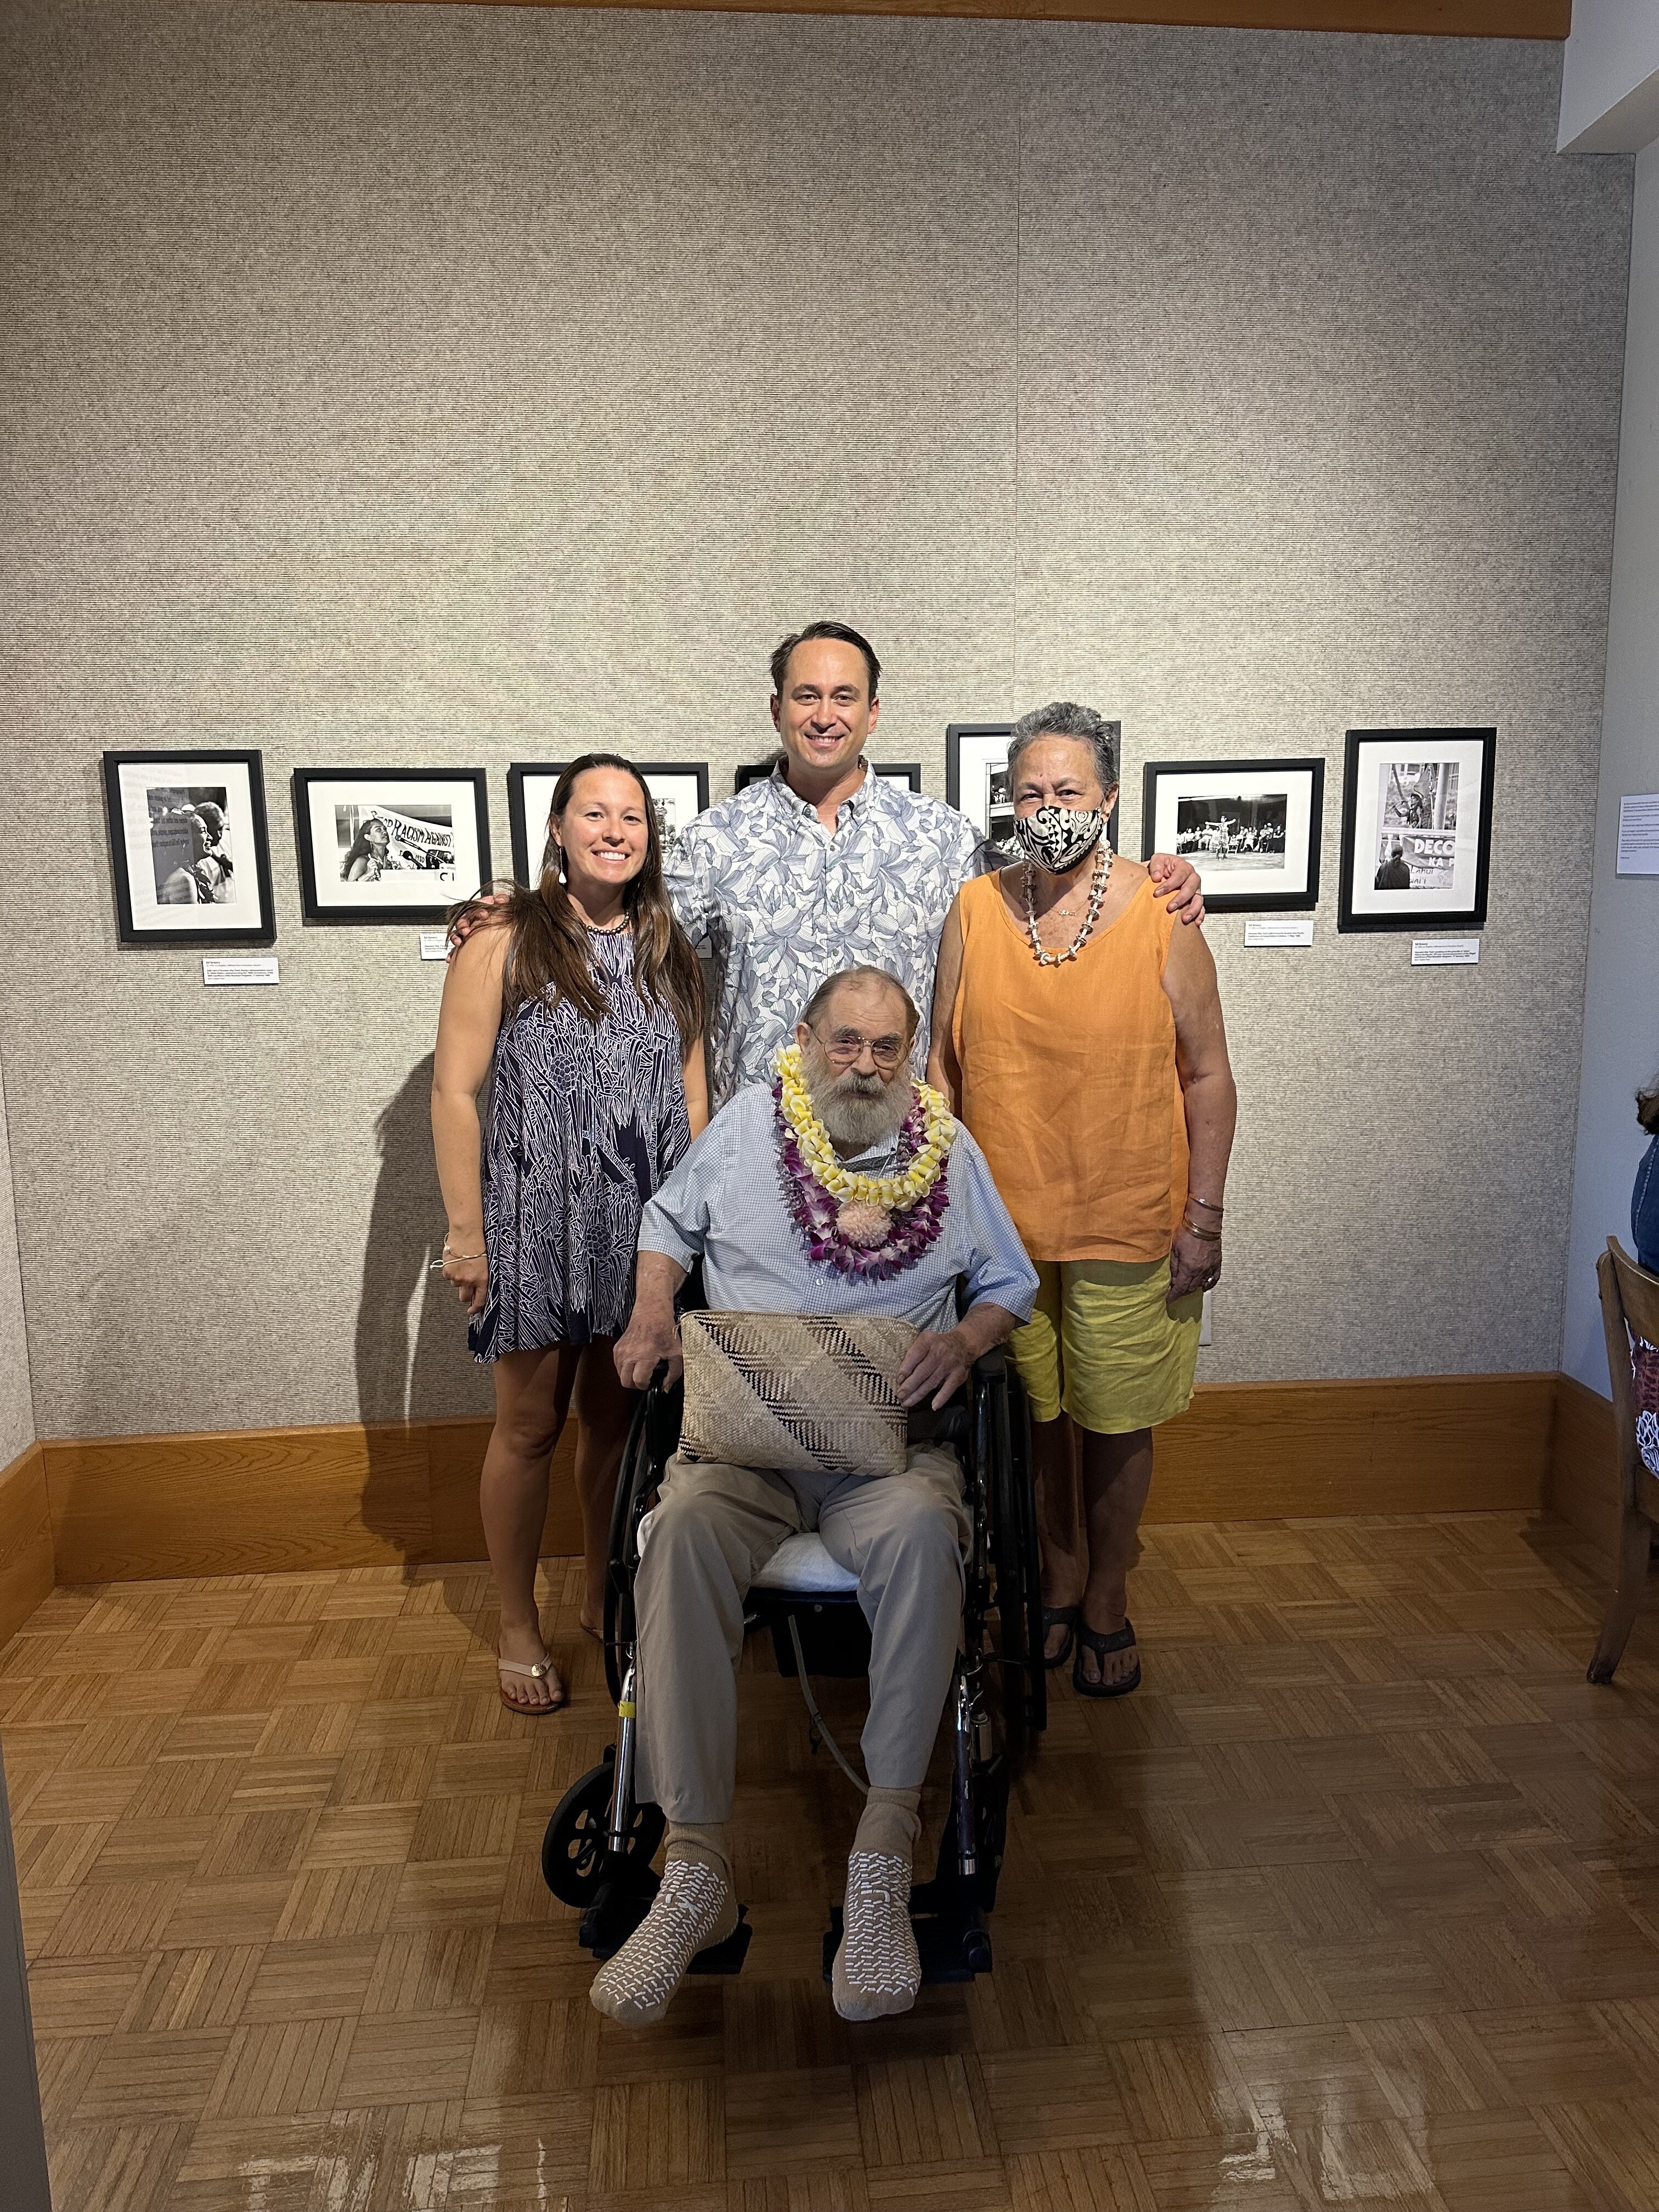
1073;1616;1141;1700
1041;1605;1081;1672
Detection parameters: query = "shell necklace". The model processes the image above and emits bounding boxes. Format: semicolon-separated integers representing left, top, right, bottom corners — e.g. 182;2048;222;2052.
1024;847;1110;966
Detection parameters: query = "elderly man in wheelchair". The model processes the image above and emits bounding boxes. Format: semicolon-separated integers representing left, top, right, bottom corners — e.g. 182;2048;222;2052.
586;963;1040;2027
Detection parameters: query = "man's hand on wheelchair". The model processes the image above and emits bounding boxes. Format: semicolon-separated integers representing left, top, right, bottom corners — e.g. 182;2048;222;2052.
898;1327;973;1413
614;1301;682;1392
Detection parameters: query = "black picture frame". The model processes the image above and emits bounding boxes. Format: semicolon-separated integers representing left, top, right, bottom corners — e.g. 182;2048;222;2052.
102;748;276;947
1337;727;1497;934
1139;757;1325;914
508;761;710;884
946;721;1120;851
292;768;492;925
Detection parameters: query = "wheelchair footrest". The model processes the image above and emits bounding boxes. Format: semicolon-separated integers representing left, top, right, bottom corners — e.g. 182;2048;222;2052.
822;1884;993;1988
688;1909;753;1977
578;1870;752;1975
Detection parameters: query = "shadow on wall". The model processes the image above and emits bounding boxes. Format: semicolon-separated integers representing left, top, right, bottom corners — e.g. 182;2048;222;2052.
356;1052;491;1559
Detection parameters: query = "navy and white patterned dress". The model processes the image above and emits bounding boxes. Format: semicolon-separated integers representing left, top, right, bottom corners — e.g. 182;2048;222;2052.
469;926;690;1361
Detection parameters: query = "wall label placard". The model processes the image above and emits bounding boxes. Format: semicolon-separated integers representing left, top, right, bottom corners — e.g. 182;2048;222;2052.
1617;793;1659;876
1410;938;1480;966
419;933;449;961
203;956;279;986
1243;916;1314;947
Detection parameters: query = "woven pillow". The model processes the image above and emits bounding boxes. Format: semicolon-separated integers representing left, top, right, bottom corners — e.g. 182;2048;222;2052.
678;1312;917;1480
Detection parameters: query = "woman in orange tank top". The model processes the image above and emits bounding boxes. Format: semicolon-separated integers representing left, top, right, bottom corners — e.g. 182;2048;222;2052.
930;704;1236;1701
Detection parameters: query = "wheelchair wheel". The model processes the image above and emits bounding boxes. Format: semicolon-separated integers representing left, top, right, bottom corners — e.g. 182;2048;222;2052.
541;1759;665;1907
991;1373;1046;1759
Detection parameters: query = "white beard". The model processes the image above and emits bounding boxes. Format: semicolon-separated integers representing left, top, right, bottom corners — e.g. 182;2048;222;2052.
803;1046;912;1155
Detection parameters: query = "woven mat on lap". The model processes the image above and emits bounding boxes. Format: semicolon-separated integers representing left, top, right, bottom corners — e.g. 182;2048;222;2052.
679;1311;917;1479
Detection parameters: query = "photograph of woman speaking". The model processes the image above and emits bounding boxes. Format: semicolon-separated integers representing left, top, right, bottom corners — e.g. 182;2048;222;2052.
432;755;707;1712
929;702;1236;1699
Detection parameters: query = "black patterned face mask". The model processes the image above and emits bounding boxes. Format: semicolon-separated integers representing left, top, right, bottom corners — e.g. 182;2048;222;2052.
1012;804;1106;874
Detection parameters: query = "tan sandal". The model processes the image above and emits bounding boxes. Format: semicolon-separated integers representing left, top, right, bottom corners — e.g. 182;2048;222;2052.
496;1645;567;1714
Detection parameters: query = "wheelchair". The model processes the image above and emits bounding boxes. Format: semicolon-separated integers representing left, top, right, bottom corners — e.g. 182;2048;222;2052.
540;1338;1047;1988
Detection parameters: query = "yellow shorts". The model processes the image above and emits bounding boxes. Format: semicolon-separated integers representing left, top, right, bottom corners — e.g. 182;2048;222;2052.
1009;1257;1201;1436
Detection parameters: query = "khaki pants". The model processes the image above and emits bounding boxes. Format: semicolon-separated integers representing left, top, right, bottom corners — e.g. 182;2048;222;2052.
633;1444;970;1825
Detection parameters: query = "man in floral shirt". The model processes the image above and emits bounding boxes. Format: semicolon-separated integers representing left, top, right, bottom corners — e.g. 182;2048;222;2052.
667;620;1204;1109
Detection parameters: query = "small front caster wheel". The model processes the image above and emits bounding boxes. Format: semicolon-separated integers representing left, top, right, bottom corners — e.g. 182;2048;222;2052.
541;1760;665;1906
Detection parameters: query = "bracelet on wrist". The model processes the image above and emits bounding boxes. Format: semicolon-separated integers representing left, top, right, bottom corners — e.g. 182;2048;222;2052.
1181;1218;1222;1243
1188;1194;1224;1216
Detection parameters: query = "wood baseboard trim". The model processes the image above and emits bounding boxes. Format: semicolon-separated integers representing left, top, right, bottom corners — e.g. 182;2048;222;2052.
1545;1372;1619;1564
1150;1370;1558;1522
33;1368;1581;1589
0;1443;54;1644
44;1419;576;1586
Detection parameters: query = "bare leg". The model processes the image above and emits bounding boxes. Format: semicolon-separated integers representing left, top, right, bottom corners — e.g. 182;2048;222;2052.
482;1344;580;1709
571;1340;634;1637
1034;1413;1084;1662
1076;1426;1153;1689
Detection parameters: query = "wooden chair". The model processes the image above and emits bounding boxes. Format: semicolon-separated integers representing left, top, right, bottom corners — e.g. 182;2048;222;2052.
1588;1237;1659;1683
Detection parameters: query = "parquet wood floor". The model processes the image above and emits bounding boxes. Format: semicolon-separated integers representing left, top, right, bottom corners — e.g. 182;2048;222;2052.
5;1510;1659;2210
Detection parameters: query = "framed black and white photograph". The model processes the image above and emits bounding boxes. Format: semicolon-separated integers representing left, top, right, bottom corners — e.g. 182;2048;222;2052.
103;749;275;946
946;722;1120;853
508;762;709;884
1338;728;1497;933
293;769;491;924
1141;758;1324;913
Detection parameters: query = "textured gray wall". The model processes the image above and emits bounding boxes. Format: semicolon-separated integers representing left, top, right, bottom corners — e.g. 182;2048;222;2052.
0;2;1632;1439
0;1061;32;1468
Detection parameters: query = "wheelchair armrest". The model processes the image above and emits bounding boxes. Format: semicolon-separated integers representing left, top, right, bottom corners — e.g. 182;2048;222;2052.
970;1345;1007;1383
912;1403;970;1448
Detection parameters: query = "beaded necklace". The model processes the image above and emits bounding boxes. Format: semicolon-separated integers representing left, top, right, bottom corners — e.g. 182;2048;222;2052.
1023;846;1110;966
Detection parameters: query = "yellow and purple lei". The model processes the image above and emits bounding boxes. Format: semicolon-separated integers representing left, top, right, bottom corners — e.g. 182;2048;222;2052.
773;1043;955;1280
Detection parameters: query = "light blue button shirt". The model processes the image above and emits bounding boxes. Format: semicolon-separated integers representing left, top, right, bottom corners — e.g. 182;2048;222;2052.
637;1086;1039;1337
665;764;992;1111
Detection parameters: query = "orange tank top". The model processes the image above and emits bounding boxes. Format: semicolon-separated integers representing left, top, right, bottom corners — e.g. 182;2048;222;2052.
951;870;1188;1263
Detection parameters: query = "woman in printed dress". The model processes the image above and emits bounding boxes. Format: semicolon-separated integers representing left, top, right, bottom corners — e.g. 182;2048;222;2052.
432;756;707;1712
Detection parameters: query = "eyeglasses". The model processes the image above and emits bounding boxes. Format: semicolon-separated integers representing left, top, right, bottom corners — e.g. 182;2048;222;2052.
815;1026;908;1069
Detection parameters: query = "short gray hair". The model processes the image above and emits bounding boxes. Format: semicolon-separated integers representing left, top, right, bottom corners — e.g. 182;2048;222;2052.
1007;701;1119;795
799;965;919;1039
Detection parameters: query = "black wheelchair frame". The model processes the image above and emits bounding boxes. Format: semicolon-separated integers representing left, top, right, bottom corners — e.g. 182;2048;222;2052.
541;1344;1046;1988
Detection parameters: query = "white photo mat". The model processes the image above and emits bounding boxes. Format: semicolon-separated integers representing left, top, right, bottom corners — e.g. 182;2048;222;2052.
295;772;490;919
1340;729;1496;930
1142;760;1322;912
114;757;268;935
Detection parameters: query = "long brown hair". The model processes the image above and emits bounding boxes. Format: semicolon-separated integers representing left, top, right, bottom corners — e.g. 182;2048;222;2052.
453;754;703;1052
